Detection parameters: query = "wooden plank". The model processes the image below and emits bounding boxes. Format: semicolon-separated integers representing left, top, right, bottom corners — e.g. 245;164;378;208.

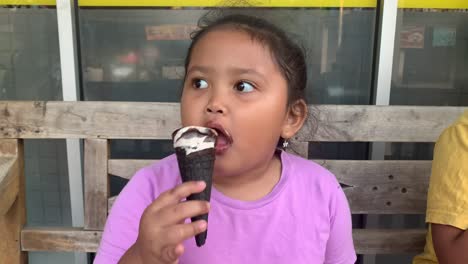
21;227;101;252
0;139;19;157
0;139;27;263
108;196;117;213
20;227;426;254
84;139;109;230
286;140;309;158
108;159;156;179
299;105;465;142
109;159;431;214
0;157;19;215
318;160;431;214
0;101;464;142
353;229;426;254
0;101;180;139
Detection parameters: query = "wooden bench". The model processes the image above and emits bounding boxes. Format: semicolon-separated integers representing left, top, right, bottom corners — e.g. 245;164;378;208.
0;101;466;262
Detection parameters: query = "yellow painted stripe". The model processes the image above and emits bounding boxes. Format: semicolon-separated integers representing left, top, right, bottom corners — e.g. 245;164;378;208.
399;0;468;9
78;0;377;8
0;0;55;5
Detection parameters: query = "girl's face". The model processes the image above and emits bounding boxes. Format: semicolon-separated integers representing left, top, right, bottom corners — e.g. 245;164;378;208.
181;29;291;178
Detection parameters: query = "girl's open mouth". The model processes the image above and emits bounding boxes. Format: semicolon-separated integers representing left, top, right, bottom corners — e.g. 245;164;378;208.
207;123;233;154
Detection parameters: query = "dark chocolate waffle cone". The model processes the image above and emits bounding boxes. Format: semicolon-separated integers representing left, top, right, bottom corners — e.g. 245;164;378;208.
175;147;215;247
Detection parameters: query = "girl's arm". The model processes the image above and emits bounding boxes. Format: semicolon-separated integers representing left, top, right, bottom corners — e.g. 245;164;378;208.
432;224;468;264
425;119;468;264
118;244;143;264
94;167;156;264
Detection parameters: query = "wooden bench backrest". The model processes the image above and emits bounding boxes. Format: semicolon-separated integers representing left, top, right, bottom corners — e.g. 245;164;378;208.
0;101;465;261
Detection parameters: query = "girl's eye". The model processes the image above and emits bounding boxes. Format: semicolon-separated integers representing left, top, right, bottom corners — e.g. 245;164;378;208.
193;79;208;89
235;81;255;93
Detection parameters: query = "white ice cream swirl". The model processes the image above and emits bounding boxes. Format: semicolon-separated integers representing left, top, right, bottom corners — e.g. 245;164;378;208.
173;126;218;155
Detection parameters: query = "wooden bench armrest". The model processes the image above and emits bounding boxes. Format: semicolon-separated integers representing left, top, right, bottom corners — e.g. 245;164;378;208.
20;227;426;254
354;229;426;254
0;139;26;263
21;227;101;252
0;157;19;216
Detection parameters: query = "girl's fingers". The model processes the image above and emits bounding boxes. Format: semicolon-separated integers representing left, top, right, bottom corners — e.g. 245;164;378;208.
157;200;210;226
155;221;206;262
138;182;208;262
149;181;206;212
174;243;185;256
160;243;185;263
163;220;208;245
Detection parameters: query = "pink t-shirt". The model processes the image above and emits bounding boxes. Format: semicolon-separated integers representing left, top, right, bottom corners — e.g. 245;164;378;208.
94;151;356;264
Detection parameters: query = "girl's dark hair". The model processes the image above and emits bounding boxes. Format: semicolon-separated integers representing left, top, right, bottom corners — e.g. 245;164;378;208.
183;13;308;106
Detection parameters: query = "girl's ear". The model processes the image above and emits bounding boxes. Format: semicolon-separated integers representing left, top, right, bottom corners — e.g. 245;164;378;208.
281;99;308;140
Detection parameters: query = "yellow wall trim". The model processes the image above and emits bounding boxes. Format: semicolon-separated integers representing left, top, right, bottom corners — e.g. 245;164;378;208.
0;0;55;5
77;0;376;8
399;0;468;9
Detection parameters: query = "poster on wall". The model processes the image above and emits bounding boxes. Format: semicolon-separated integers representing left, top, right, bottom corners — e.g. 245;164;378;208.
432;27;456;47
145;24;198;40
400;25;425;49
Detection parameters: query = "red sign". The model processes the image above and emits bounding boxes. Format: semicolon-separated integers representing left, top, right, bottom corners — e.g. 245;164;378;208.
400;25;425;49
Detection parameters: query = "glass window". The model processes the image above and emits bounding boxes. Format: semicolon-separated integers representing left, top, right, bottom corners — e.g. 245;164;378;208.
389;7;468;162
79;7;377;105
0;3;76;263
377;4;468;264
78;4;377;263
78;4;377;158
391;8;468;107
0;5;62;100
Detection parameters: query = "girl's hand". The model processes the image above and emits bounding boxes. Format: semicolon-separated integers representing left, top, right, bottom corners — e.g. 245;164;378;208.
121;181;210;264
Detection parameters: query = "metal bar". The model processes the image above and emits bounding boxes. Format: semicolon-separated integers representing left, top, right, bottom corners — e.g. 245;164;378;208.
365;1;398;263
56;0;86;263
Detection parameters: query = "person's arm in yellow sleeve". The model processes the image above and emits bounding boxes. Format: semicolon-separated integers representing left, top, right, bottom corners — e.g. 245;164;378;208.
427;115;468;264
432;224;468;264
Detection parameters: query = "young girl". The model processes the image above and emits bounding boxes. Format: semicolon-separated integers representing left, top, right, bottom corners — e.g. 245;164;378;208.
95;14;356;264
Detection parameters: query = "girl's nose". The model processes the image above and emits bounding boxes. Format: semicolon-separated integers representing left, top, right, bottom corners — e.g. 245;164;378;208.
206;92;227;114
206;103;225;114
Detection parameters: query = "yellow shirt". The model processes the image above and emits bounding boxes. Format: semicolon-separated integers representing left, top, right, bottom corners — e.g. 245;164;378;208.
413;110;468;264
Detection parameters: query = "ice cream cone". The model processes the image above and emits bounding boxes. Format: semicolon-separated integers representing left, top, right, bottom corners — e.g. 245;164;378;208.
172;126;217;247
